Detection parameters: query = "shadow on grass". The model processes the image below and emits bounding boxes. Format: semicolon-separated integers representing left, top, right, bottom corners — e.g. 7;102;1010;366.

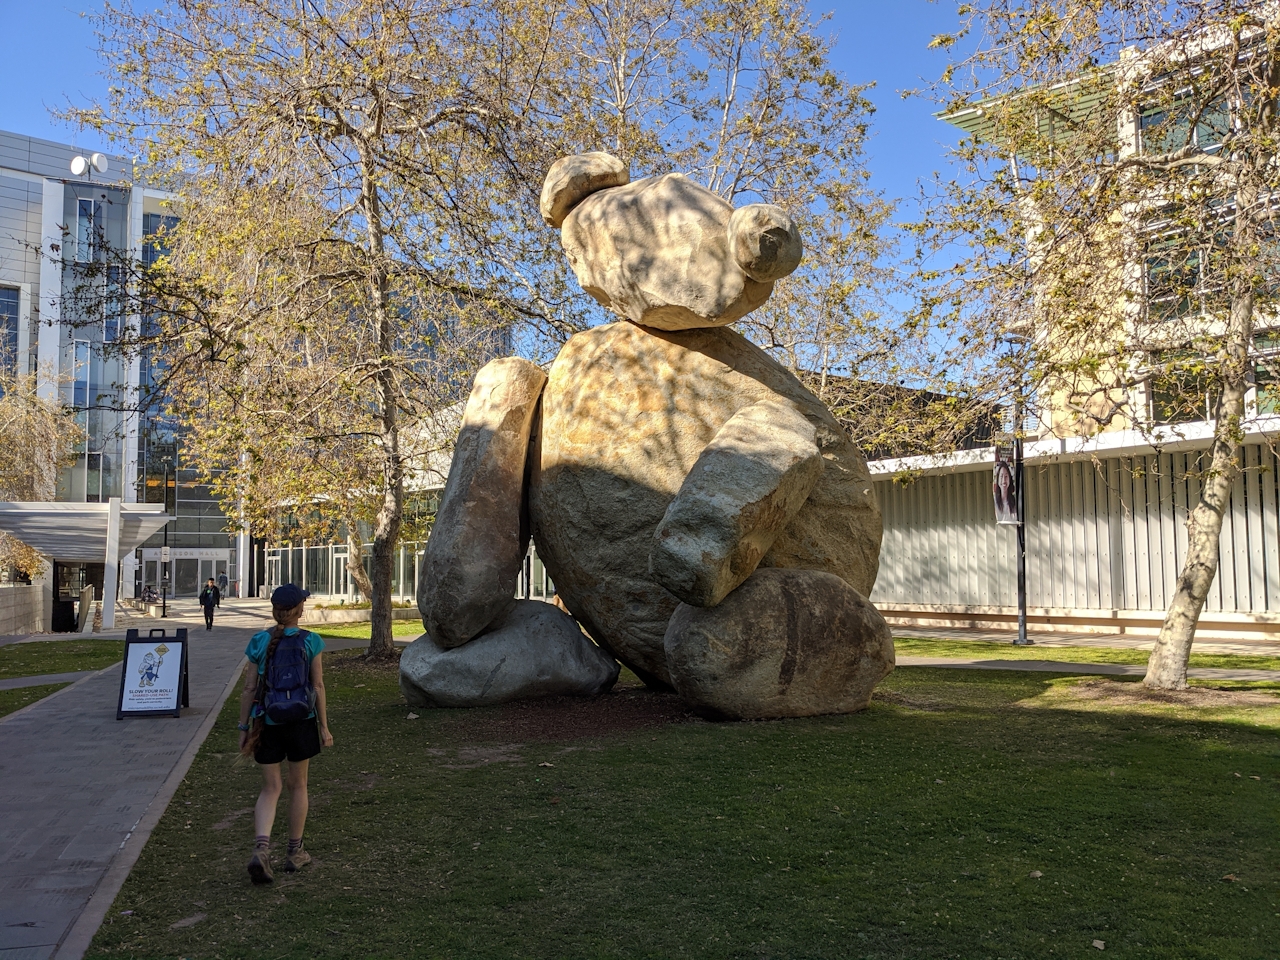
87;655;1279;960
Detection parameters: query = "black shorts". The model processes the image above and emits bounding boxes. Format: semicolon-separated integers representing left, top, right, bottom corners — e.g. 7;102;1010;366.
254;718;321;765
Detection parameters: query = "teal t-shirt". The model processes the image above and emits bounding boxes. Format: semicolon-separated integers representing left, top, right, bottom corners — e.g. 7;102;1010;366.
245;627;325;725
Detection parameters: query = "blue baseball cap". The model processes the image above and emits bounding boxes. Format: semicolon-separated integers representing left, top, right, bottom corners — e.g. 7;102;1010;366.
271;583;310;609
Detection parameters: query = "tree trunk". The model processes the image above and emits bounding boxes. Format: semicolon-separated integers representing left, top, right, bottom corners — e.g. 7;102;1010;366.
345;530;373;602
1145;301;1253;690
359;149;404;660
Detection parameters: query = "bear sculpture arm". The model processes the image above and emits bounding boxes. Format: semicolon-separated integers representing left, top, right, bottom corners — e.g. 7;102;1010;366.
418;357;546;648
649;400;824;608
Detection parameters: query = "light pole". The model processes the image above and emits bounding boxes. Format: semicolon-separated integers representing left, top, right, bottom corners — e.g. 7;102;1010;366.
161;455;172;618
1001;334;1033;646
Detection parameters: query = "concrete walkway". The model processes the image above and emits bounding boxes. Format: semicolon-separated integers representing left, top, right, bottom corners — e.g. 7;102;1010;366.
0;672;96;691
897;655;1280;682
0;600;272;960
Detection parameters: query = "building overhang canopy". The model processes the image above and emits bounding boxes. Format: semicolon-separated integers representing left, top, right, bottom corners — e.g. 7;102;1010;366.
0;502;171;562
937;70;1115;146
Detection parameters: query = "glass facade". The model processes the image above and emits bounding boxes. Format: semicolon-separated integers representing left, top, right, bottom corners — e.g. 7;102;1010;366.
0;287;17;379
56;183;131;504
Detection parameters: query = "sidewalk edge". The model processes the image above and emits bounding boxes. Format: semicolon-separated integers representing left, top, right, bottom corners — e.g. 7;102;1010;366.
52;656;248;960
0;662;122;726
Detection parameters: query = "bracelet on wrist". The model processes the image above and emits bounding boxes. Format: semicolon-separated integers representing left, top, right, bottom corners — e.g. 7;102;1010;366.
237;722;251;731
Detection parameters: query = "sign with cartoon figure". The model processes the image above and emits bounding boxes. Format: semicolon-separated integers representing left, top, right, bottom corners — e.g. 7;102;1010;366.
117;628;190;719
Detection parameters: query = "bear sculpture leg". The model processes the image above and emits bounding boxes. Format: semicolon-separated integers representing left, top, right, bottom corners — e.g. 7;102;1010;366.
403;356;621;708
663;568;895;720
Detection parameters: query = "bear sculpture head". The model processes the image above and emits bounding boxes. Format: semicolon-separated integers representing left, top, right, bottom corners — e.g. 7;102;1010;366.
541;151;803;331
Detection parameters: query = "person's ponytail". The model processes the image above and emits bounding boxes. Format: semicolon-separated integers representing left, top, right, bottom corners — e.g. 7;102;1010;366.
240;626;285;757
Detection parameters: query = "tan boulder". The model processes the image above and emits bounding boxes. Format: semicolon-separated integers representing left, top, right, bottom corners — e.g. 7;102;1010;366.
418;357;546;648
728;204;804;282
528;321;881;688
651;399;823;608
400;600;620;708
663;568;895;720
560;173;774;331
540;152;630;229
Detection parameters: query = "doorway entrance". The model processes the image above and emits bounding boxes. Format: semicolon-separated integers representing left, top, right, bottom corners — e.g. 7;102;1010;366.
332;551;350;599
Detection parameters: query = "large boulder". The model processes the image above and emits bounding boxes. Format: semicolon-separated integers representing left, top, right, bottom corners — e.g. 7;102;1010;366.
528;321;882;688
663;568;895;720
651;399;823;608
400;601;620;708
560;173;774;331
418;357;546;649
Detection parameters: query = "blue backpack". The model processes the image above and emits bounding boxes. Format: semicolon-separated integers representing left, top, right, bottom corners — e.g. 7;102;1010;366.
263;629;315;723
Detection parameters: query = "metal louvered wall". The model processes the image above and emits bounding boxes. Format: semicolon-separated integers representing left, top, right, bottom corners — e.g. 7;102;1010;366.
871;443;1280;615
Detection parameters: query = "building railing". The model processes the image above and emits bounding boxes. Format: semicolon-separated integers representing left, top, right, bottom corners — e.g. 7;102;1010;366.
264;540;555;604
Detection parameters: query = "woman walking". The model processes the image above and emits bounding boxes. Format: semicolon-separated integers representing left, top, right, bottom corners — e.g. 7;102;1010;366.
237;584;333;884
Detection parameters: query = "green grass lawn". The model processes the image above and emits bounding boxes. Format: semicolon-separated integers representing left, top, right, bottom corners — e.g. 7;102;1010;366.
311;621;424;643
0;682;70;718
0;639;123;680
895;637;1280;672
86;656;1280;960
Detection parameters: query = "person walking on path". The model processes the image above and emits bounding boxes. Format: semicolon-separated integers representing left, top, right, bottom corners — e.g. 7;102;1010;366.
198;578;220;630
236;583;333;884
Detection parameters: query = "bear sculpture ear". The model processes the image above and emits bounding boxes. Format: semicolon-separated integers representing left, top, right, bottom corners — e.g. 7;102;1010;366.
728;204;804;282
540;152;630;228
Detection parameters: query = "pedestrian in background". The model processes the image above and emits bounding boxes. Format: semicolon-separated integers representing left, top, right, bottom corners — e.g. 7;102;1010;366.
237;584;332;884
198;577;220;630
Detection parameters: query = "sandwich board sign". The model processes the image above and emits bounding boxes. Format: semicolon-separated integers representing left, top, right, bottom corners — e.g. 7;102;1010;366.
117;628;189;719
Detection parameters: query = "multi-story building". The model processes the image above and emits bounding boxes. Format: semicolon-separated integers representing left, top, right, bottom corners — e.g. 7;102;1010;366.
0;128;245;607
867;33;1280;638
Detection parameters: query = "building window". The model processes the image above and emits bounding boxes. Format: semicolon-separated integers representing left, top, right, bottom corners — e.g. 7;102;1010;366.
72;340;91;408
0;288;18;378
142;213;179;266
75;198;103;263
1139;94;1230;156
1145;242;1201;322
1149;353;1219;425
104;265;123;343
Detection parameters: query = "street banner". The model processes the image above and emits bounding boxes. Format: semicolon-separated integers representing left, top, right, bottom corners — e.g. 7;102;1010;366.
993;438;1020;525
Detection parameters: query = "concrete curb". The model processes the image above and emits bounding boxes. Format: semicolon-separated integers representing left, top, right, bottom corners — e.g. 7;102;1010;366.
0;670;100;691
52;657;248;960
0;661;122;725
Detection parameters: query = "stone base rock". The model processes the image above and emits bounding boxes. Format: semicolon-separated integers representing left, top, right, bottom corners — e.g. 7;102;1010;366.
418;357;546;649
399;601;620;708
663;568;894;720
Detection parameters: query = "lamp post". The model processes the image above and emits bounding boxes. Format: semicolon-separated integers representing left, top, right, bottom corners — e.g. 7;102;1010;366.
1013;405;1031;646
1000;334;1033;646
161;455;172;618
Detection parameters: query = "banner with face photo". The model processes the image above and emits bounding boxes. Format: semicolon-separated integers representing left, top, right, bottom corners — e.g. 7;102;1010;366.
993;440;1019;525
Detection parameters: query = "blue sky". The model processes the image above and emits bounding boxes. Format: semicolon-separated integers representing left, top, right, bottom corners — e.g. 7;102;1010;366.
0;1;967;209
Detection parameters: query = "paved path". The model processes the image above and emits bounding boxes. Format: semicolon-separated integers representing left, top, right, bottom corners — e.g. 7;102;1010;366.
896;655;1280;682
891;625;1280;657
0;672;96;692
0;600;271;960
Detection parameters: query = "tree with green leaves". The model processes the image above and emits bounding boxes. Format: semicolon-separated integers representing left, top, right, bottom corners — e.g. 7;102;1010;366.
918;1;1280;688
71;0;894;656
